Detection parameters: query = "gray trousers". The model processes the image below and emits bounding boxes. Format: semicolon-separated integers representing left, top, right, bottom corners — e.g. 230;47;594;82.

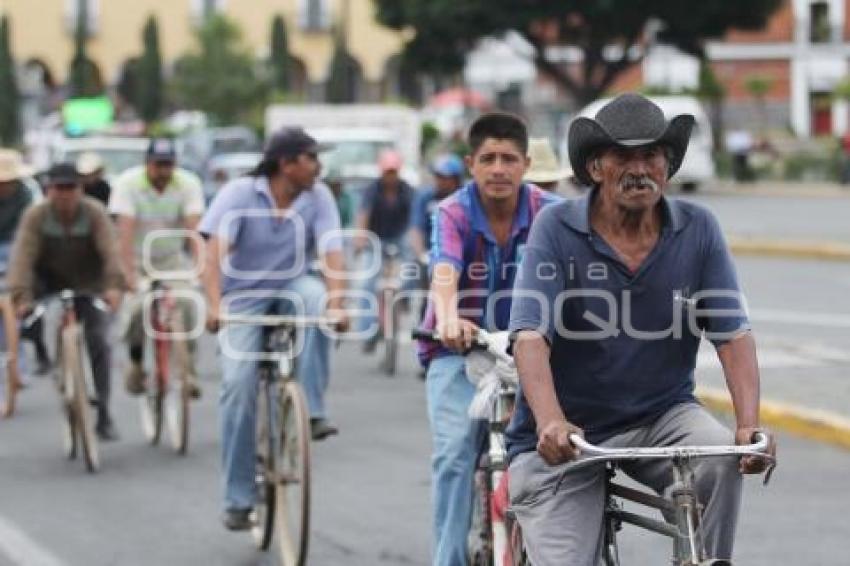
508;403;742;566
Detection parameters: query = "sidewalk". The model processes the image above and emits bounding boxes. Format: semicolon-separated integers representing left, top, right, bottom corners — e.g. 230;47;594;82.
694;337;850;450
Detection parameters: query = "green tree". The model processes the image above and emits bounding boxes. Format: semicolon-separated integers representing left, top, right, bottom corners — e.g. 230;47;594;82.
269;15;291;93
171;15;268;124
326;33;359;103
68;0;100;97
375;0;783;106
136;16;163;123
697;59;726;150
0;15;21;145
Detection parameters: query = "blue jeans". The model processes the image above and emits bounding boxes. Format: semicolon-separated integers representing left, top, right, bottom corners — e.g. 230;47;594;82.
426;355;484;566
218;275;331;511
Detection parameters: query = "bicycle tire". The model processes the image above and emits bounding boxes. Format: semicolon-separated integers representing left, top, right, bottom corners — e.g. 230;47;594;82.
165;314;190;455
252;374;276;551
65;325;99;473
382;295;399;376
467;467;493;566
274;379;311;566
140;388;163;445
0;299;20;418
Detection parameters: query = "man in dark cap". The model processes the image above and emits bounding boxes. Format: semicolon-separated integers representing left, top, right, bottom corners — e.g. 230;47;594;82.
199;127;350;530
505;94;776;565
7;163;125;440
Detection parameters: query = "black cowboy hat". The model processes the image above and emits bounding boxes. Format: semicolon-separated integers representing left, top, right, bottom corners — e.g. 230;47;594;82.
568;93;695;187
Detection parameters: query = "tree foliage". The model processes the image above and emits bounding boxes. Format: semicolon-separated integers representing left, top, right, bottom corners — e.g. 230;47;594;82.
136;16;163;123
269;15;291;93
171;15;268;124
326;35;360;103
68;0;101;97
375;0;783;105
0;15;21;145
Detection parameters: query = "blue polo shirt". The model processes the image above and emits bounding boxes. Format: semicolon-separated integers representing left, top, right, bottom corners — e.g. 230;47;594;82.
197;175;342;301
505;191;749;459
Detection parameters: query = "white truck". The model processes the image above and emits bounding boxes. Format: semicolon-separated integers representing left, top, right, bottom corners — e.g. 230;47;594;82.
264;104;422;187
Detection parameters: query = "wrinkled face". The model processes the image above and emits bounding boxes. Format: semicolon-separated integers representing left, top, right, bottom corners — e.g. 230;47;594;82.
47;182;83;215
588;144;668;211
146;160;175;190
281;151;321;189
466;138;529;202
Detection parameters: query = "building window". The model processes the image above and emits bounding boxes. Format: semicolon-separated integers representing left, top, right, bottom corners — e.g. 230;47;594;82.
810;2;831;43
191;0;227;25
299;0;331;32
65;0;99;36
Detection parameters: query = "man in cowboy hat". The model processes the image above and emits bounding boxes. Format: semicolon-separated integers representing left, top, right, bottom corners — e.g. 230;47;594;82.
77;151;111;206
523;137;572;193
504;93;776;565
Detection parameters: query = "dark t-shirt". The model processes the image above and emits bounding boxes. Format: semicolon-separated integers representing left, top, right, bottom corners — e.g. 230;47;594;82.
0;182;33;244
505;192;749;460
360;179;413;240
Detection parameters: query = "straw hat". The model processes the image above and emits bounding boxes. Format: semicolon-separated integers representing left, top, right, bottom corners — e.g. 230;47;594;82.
525;138;572;184
0;149;34;182
76;151;105;175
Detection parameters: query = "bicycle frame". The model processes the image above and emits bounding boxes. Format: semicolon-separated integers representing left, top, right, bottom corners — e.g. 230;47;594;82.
561;434;773;566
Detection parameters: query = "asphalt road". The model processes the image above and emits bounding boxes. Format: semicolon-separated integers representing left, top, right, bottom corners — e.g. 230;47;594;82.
2;190;849;566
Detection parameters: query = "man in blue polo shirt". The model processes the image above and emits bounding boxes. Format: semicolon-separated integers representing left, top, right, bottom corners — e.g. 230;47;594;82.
417;113;560;565
506;94;776;566
199;127;349;531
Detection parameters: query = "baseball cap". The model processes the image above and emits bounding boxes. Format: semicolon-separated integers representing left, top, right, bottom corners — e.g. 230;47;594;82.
264;127;330;161
431;154;464;178
46;163;82;185
146;138;177;162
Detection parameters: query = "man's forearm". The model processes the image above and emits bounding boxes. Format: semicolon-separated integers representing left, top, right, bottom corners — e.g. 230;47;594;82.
322;250;346;310
116;216;137;280
514;331;566;428
717;331;761;429
201;237;223;308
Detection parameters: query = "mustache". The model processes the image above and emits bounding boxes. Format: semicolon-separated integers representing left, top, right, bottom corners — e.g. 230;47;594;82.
618;174;659;192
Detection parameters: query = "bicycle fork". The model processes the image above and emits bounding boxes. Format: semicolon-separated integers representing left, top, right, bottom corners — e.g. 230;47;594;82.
670;458;705;566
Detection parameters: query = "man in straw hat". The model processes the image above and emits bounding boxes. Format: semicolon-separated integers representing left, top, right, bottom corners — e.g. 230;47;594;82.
504;94;776;565
523;137;572;192
76;151;111;206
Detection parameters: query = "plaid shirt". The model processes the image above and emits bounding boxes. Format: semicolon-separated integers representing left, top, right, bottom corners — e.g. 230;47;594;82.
417;182;560;366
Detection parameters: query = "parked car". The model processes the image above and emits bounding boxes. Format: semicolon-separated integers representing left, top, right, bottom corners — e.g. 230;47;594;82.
570;95;715;192
50;136;149;181
202;152;262;202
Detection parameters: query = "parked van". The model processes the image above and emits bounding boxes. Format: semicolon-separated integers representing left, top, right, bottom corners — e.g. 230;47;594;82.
570;95;715;192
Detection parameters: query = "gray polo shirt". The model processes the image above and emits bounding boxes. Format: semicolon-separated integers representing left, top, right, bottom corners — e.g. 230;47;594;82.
505;191;749;460
197;175;342;304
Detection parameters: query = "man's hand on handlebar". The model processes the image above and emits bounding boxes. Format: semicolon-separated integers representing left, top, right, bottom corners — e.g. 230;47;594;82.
537;418;584;466
436;318;479;353
206;302;221;334
736;426;776;474
326;306;351;332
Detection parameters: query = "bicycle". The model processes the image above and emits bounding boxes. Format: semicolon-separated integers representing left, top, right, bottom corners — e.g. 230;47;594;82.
412;327;518;566
1;260;22;418
509;433;775;566
135;276;196;454
221;313;336;566
377;243;404;376
24;291;108;473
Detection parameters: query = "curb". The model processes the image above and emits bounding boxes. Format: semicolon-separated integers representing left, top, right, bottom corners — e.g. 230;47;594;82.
696;386;850;450
727;237;850;261
705;183;850;199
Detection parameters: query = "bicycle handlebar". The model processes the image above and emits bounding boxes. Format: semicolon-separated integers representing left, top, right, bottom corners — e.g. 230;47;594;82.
22;291;109;328
568;432;771;461
220;314;342;328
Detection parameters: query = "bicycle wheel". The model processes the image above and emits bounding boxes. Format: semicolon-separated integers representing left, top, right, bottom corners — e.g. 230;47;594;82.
165;315;190;455
506;512;528;566
252;374;276;550
467;467;493;566
382;291;399;376
64;324;99;473
0;299;20;418
139;337;164;445
274;379;311;566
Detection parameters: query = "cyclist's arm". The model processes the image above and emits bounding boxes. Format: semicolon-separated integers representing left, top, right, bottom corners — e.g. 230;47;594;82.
514;331;581;465
408;226;426;259
201;234;227;318
321;249;346;311
183;214;202;269
91;204;126;300
717;330;761;431
6;207;40;310
430;261;477;351
115;215;138;289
